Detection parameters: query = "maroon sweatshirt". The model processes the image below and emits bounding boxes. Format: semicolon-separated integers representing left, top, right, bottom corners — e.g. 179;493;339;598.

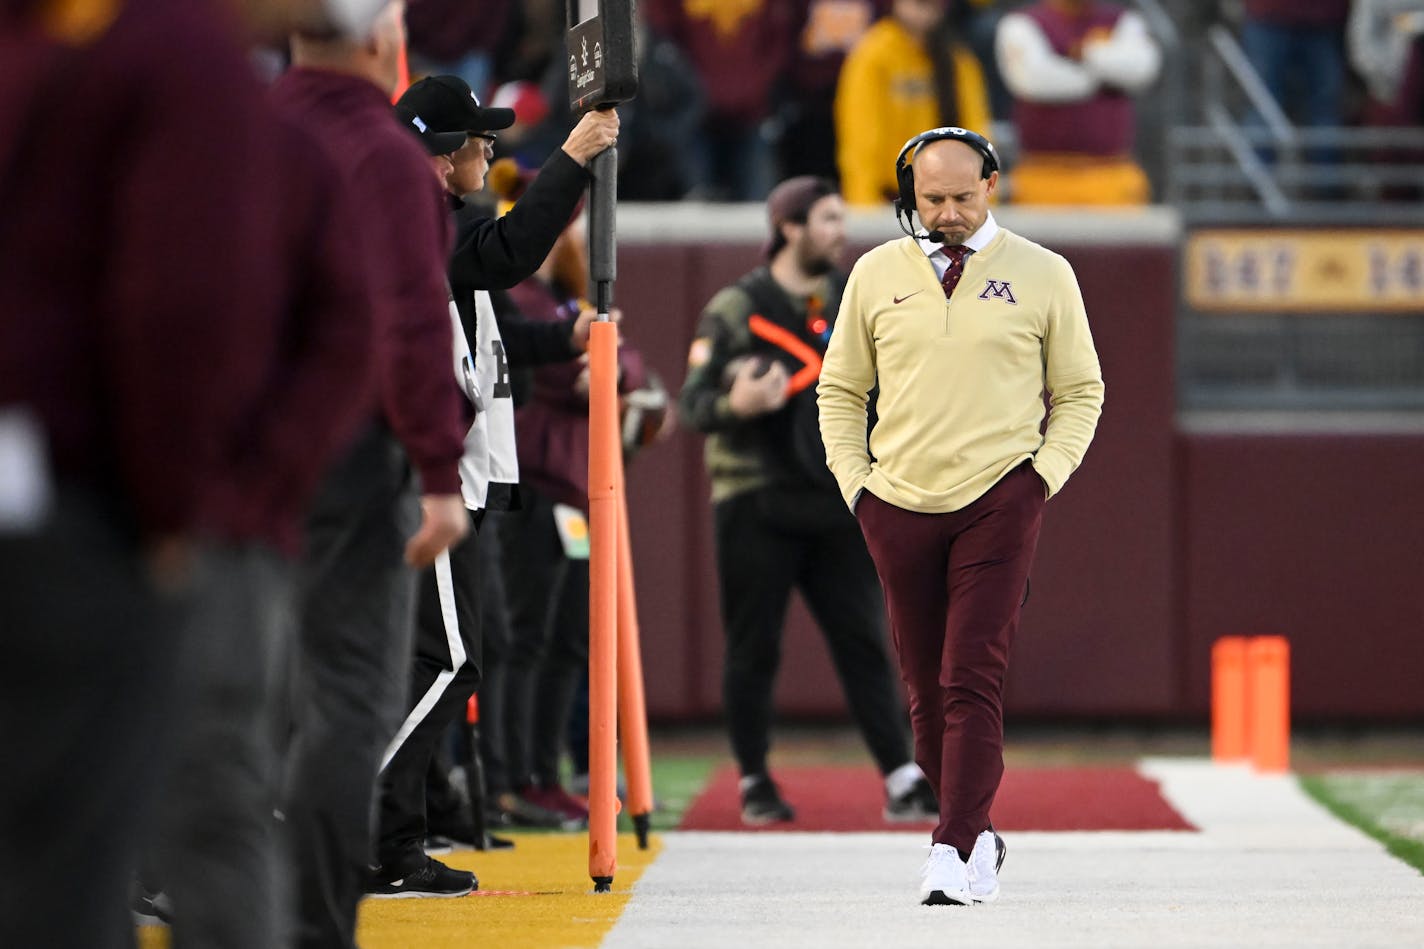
271;67;464;496
0;0;372;546
199;116;378;553
643;0;799;128
1015;1;1137;156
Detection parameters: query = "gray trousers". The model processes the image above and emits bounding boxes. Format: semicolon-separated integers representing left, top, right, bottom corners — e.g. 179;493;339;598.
152;544;292;949
0;490;183;949
284;425;419;949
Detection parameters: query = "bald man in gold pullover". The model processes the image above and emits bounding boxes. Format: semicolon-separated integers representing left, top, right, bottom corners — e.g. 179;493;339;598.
817;130;1103;907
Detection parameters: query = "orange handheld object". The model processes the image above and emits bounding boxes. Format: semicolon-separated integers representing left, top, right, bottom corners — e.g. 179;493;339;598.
747;315;822;396
587;321;620;889
1210;636;1249;762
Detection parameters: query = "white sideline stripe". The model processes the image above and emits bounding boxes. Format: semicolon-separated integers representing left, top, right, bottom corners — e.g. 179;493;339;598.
379;550;466;772
604;760;1424;949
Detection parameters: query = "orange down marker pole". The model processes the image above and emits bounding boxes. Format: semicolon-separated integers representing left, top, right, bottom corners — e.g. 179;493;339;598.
1211;636;1249;762
615;480;655;849
586;320;620;891
1248;636;1291;773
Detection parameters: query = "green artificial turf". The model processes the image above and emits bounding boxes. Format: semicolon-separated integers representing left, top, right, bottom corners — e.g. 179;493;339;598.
626;752;719;832
1300;771;1424;875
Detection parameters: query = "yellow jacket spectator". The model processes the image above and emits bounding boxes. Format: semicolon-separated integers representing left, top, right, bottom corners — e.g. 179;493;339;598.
835;0;992;206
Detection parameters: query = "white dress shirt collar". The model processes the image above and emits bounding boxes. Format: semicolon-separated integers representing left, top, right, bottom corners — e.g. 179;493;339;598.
917;212;999;279
916;211;999;258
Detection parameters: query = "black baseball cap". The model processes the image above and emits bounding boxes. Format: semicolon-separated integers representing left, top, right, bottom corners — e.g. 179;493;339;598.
396;76;516;135
395;105;467;156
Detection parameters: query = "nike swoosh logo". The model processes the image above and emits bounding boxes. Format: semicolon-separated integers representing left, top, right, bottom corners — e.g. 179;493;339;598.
893;290;924;304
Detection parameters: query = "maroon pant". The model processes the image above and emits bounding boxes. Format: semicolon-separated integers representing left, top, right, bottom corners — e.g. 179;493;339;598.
856;461;1046;854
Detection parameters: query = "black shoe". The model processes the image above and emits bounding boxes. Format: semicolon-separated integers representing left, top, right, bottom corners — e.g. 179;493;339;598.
884;777;938;822
740;774;795;826
484;833;516;850
367;856;476;899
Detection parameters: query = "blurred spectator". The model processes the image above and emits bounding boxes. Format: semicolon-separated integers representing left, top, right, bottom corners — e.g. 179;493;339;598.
1238;0;1350;158
488;79;553;164
780;0;889;181
953;0;1019;121
835;0;992;206
643;0;800;200
145;60;378;949
618;16;708;199
1350;0;1424;200
1;1;370;946
272;2;472;939
494;0;564;86
995;0;1161;204
405;0;513;97
1350;0;1424;108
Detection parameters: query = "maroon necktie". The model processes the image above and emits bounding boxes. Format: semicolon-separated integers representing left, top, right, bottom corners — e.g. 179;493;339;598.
940;245;971;299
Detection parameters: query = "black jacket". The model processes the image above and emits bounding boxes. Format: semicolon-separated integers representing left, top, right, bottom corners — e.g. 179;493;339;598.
448;147;591;370
449;147;588;291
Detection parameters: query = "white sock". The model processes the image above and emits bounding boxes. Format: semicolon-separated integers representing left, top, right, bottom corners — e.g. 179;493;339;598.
739;774;769;794
885;762;925;799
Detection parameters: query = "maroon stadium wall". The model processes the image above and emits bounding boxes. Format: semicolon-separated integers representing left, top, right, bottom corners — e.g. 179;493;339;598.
609;208;1423;723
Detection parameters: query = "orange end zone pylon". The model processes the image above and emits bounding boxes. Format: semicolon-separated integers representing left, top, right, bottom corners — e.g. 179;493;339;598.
1211;634;1291;773
1211;636;1248;762
1248;636;1290;773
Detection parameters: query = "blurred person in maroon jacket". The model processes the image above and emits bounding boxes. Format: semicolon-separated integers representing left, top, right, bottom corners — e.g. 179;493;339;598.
995;0;1161;204
643;0;799;200
0;1;376;948
140;21;381;949
270;3;471;945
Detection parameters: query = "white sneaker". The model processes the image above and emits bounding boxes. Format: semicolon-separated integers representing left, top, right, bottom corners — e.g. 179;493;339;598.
967;829;1006;903
919;843;972;906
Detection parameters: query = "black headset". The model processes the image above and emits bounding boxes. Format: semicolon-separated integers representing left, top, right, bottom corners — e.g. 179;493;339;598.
893;126;1000;239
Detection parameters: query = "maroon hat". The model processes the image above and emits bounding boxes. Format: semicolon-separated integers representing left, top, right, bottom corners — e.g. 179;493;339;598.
764;176;837;259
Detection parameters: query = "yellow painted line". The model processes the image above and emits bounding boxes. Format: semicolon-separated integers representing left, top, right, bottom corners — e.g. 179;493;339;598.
139;832;661;949
358;833;660;949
